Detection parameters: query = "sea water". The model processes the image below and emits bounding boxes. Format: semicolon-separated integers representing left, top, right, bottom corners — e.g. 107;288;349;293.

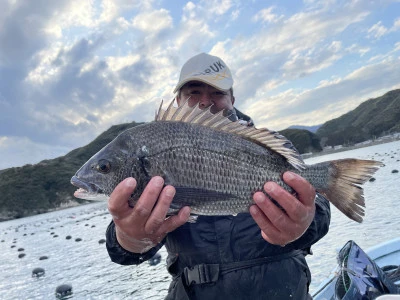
0;140;399;299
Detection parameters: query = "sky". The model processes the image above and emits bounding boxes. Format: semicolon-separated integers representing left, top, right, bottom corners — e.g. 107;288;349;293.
0;0;399;170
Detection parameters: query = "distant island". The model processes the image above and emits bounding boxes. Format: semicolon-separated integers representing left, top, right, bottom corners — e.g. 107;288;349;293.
0;89;399;221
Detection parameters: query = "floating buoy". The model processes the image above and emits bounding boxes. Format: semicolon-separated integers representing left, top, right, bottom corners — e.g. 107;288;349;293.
32;267;45;277
148;253;162;266
55;284;72;298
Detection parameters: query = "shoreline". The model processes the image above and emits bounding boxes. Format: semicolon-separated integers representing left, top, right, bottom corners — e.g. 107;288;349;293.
302;136;400;159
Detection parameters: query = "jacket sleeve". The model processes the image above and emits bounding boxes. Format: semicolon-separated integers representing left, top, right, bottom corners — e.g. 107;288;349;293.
290;193;331;251
105;221;165;265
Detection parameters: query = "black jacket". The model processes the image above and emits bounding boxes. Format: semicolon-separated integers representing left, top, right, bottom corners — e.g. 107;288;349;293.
106;195;330;300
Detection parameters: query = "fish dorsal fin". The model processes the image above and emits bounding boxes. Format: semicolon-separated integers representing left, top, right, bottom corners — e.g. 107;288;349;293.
155;99;305;170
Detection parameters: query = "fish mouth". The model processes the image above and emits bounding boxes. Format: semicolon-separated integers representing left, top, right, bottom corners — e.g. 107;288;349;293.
70;176;107;201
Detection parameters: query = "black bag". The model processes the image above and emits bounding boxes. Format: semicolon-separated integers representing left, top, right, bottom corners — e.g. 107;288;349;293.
335;240;399;300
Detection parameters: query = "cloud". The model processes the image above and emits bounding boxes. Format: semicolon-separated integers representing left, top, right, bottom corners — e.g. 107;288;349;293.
367;21;388;39
346;44;370;57
394;17;400;29
252;7;284;24
132;9;173;33
214;3;372;107
244;56;400;130
282;41;343;79
367;16;400;39
203;0;232;15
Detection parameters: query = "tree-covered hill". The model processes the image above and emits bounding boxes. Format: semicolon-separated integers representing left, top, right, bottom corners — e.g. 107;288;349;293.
316;89;400;146
279;129;323;154
0;121;142;221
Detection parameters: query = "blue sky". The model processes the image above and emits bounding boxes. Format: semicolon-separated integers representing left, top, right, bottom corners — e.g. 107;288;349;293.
0;0;399;169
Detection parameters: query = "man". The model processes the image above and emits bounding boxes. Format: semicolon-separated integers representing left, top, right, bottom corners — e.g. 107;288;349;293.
106;53;330;299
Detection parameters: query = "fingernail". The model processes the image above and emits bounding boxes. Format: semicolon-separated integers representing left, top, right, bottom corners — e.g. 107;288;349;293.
249;205;258;215
285;172;295;180
153;176;164;187
254;193;264;204
183;206;191;217
165;187;175;197
179;206;191;220
125;177;136;188
264;183;274;193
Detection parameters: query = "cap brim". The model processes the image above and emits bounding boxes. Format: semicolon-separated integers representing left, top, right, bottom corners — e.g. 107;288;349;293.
173;77;232;94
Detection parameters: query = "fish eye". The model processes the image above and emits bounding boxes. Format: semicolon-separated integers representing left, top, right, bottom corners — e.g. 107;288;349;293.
96;159;111;173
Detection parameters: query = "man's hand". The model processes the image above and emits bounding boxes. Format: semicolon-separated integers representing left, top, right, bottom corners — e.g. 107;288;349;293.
108;176;190;253
249;171;316;246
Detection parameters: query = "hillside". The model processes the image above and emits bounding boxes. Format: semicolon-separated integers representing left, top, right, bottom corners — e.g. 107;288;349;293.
316;89;400;146
288;124;321;133
279;129;323;154
0;121;142;221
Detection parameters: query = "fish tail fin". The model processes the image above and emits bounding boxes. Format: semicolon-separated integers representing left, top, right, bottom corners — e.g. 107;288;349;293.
313;159;384;223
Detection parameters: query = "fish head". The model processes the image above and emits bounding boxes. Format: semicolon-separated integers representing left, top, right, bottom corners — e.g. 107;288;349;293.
71;130;142;201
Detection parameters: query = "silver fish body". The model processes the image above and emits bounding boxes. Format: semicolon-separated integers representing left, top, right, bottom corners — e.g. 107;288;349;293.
71;101;383;222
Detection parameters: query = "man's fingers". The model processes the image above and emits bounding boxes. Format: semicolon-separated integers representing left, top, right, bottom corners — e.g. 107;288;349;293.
132;176;164;222
252;190;293;227
108;177;137;220
283;172;316;206
250;204;285;245
162;206;191;233
263;181;305;222
144;185;176;234
251;192;290;230
282;172;316;222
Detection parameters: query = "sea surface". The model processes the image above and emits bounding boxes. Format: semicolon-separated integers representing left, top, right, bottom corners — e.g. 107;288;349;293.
1;140;399;299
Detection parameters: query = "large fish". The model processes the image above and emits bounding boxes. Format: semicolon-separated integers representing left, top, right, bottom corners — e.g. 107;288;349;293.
71;100;383;223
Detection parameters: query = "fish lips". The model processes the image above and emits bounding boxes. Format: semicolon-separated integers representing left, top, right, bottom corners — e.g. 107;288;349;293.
70;176;107;201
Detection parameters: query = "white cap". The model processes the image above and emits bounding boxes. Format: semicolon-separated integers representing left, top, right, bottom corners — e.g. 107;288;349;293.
173;53;233;93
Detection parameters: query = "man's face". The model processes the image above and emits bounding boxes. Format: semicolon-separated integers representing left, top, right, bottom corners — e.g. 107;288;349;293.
177;81;235;113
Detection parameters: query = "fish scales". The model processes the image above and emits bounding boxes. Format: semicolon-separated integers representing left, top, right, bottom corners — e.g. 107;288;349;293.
132;121;292;215
71;100;383;223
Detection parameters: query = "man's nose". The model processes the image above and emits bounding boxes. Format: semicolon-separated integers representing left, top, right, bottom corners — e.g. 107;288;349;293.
198;94;213;108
